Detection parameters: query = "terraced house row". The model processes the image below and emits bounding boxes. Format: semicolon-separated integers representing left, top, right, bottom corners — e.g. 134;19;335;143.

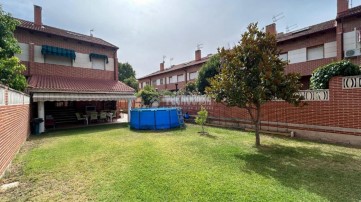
139;0;361;90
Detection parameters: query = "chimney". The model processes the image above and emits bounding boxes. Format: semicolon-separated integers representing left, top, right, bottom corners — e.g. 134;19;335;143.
337;0;349;14
195;49;201;61
160;62;164;71
34;5;42;27
266;23;277;35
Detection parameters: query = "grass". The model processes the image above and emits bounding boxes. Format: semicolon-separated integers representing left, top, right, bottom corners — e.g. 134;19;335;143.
1;124;361;201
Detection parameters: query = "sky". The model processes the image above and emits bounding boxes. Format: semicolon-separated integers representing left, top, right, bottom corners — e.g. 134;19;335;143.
3;0;361;78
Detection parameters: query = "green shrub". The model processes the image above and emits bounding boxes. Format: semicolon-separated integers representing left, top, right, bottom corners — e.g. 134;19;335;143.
310;60;361;89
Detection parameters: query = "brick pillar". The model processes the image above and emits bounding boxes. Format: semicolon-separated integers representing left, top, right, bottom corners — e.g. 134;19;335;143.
336;21;344;60
195;50;201;61
266;23;277;35
34;5;42;27
337;0;349;14
114;52;118;81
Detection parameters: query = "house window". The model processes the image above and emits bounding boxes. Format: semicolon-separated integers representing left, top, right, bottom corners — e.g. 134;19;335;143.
152;80;157;86
160;78;164;85
177;74;185;82
156;79;160;85
92;58;105;70
41;45;75;66
279;53;288;61
45;54;72;66
307;45;324;61
142;82;147;88
0;88;4;105
189;71;198;80
169;76;176;84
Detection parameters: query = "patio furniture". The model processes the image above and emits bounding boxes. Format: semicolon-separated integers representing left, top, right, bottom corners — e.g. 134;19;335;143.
90;112;98;123
110;110;117;119
75;113;88;125
99;112;107;122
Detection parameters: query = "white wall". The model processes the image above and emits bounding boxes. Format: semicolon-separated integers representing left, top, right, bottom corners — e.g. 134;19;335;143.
14;43;29;62
288;48;306;64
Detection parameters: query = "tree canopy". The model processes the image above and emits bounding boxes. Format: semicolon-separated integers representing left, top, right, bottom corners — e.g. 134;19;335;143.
207;23;302;146
118;62;136;82
196;54;220;94
0;5;27;91
124;76;139;92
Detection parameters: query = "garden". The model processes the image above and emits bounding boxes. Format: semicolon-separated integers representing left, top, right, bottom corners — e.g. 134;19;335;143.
1;124;360;201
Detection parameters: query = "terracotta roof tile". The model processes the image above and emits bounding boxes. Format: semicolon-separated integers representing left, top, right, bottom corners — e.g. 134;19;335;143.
138;55;212;80
16;18;118;49
276;20;336;42
28;75;134;93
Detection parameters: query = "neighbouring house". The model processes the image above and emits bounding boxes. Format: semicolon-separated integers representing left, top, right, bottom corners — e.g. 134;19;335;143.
267;0;361;89
14;5;135;133
137;49;212;91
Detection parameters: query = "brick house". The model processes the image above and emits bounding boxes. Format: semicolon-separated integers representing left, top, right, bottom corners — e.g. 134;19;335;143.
137;50;212;91
14;5;135;133
267;0;361;89
141;0;361;91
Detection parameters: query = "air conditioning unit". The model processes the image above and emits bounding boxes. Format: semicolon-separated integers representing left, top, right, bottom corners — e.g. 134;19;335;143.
345;49;361;58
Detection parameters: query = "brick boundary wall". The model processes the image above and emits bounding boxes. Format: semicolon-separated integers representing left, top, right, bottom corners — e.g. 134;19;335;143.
161;76;361;146
0;85;30;178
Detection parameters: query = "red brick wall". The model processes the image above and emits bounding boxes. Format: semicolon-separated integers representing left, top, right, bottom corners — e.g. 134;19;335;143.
29;63;114;80
162;76;361;145
0;86;30;177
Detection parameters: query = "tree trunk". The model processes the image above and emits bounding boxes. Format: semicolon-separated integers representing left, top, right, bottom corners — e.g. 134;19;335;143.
255;106;261;146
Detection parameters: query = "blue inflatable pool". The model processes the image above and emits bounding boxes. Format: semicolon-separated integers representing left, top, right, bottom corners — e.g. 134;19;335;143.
130;107;182;130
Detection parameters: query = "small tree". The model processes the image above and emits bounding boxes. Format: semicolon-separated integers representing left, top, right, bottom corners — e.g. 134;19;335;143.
136;85;160;107
195;106;208;135
0;5;27;91
310;60;361;89
207;23;302;146
197;54;221;94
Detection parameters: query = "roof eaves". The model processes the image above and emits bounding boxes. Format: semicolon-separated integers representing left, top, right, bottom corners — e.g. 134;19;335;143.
15;18;118;49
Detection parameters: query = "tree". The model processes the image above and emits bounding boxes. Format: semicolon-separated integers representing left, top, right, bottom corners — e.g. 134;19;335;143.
207;23;302;146
195;106;208;135
124;76;139;92
118;62;136;82
136;85;160;107
310;60;361;89
197;54;221;94
0;5;27;91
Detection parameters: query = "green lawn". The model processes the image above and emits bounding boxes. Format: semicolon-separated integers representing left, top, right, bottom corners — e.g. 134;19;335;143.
1;124;361;201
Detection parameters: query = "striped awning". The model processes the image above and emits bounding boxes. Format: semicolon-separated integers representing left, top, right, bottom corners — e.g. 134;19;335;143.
33;92;136;102
41;45;76;60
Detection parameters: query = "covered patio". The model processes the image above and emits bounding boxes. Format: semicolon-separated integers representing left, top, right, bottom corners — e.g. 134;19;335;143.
28;75;136;133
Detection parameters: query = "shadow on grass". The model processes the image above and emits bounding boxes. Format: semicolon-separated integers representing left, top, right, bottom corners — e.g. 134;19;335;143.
235;144;361;201
29;123;130;141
